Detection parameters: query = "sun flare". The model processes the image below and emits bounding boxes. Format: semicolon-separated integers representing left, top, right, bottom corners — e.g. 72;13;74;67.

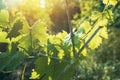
40;0;45;8
4;0;23;6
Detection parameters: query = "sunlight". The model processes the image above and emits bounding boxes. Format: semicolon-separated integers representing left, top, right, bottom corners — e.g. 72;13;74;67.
40;0;45;8
4;0;23;6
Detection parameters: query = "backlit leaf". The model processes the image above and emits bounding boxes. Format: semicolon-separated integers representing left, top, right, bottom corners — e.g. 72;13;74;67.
81;48;87;56
18;34;31;53
0;9;9;26
99;27;108;39
6;20;23;40
87;33;102;50
58;50;64;59
95;18;108;27
31;20;47;45
103;0;117;6
0;32;9;42
90;11;101;21
80;21;91;33
0;51;24;71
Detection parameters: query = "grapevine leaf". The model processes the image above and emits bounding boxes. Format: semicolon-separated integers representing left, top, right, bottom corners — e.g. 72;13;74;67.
48;30;68;45
103;0;117;6
0;31;9;43
0;9;9;26
48;35;61;44
12;16;30;34
99;27;108;39
5;52;24;71
74;28;84;48
74;28;85;37
74;36;81;48
0;52;8;59
0;51;24;71
90;11;101;21
56;30;68;40
35;57;49;80
87;33;102;50
81;48;87;56
49;60;74;80
79;21;91;33
31;20;47;45
10;42;19;54
58;49;64;59
6;20;23;40
63;33;71;47
95;18;108;27
18;34;31;54
35;56;74;80
47;39;59;55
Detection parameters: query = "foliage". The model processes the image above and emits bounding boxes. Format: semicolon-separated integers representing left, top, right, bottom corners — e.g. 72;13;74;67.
75;27;120;80
0;0;119;80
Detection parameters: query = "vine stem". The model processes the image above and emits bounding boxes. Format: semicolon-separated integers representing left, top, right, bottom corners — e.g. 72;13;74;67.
37;52;69;63
29;28;33;48
56;1;77;80
21;63;27;80
76;26;102;57
65;0;76;57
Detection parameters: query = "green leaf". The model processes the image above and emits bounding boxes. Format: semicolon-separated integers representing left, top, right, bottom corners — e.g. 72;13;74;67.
0;9;9;26
63;28;84;49
0;31;9;43
0;52;8;59
47;39;58;55
35;57;74;80
35;57;49;80
12;16;30;34
74;28;85;37
0;51;24;71
103;0;117;6
31;20;47;45
10;42;19;53
63;33;71;47
18;34;31;54
85;27;102;50
49;61;73;80
5;52;24;71
7;20;23;40
74;36;81;48
74;28;84;48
